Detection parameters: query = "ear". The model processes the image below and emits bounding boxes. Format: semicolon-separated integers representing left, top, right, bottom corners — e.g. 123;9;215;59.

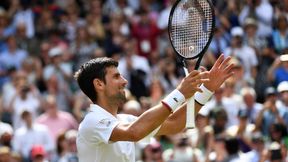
93;78;104;90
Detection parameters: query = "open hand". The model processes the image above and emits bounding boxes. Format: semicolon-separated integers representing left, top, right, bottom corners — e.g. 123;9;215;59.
204;54;235;92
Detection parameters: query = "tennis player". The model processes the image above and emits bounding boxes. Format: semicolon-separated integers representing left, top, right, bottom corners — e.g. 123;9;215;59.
75;55;233;162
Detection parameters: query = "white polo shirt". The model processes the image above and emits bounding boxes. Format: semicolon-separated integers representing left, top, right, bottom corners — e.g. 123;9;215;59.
77;104;147;162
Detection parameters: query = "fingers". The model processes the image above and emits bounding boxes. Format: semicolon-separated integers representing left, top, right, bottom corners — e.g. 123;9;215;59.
187;70;200;77
224;62;235;73
213;54;225;68
219;56;232;69
187;70;209;82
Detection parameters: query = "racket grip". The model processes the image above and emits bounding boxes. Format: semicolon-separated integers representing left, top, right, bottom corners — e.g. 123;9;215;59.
183;66;189;76
183;66;195;129
186;96;195;129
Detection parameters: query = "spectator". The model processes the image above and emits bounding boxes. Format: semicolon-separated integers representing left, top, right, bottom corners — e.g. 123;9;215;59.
11;0;35;38
268;123;287;144
54;129;78;162
21;56;44;90
7;75;41;129
0;35;28;78
226;109;256;153
121;100;142;116
43;46;73;85
0;7;14;50
140;141;164;162
268;54;288;86
72;91;91;122
276;81;288;125
14;22;40;55
58;2;85;43
222;79;244;127
228;57;247;93
118;39;151;99
244;132;266;162
1;67;18;123
35;9;57;40
242;18;268;54
131;8;160;59
206;135;227;162
271;14;288;55
69;26;98;70
86;0;108;43
0;146;12;162
36;95;78;142
255;86;285;136
239;0;273;38
162;133;204;162
30;145;49;162
261;141;287;162
224;26;258;84
240;87;263;123
0;120;13;147
223;136;247;162
190;111;213;152
43;47;73;111
209;108;228;136
158;57;181;95
12;110;54;162
209;26;230;58
148;79;165;106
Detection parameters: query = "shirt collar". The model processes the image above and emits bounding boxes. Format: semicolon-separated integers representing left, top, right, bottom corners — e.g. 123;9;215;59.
89;104;117;120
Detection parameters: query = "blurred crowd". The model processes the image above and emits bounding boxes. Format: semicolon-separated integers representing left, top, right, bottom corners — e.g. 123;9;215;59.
0;0;288;161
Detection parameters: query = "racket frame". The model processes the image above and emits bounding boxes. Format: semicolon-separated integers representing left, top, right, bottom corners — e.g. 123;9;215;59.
168;0;215;129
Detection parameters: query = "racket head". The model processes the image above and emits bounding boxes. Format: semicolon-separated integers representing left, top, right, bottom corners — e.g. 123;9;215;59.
168;0;215;60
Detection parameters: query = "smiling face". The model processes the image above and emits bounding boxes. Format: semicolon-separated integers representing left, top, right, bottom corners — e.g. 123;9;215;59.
101;67;128;105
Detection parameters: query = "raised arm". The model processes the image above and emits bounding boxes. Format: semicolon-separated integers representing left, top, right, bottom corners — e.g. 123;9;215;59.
110;70;208;142
156;55;235;135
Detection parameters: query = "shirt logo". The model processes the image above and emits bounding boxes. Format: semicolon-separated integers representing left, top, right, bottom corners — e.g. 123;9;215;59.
173;97;178;102
99;119;112;127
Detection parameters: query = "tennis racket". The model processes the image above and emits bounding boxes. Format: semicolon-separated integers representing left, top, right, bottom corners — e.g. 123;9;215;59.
168;0;215;129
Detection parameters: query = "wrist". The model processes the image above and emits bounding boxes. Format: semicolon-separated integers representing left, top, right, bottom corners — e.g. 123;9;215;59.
162;89;185;112
195;84;213;106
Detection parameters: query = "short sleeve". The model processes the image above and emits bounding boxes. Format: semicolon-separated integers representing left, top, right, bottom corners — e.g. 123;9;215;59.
82;113;120;145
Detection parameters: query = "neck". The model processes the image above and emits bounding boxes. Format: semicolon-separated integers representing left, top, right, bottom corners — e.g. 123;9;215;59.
26;122;32;129
96;99;119;116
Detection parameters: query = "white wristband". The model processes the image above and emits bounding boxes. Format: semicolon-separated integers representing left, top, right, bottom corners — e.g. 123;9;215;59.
162;89;185;112
195;84;213;105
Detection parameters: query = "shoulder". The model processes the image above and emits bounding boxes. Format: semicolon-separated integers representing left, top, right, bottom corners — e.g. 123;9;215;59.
117;114;138;123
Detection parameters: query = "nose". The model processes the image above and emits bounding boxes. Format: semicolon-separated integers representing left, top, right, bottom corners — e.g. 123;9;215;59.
121;75;128;86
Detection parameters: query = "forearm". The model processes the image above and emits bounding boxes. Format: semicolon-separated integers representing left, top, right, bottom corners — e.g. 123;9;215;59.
255;111;264;131
267;66;276;82
110;103;172;142
156;102;202;135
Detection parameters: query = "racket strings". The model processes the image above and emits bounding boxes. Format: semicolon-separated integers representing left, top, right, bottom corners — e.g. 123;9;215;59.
171;0;213;58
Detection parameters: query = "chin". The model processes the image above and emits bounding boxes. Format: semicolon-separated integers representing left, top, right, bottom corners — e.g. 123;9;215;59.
117;93;127;104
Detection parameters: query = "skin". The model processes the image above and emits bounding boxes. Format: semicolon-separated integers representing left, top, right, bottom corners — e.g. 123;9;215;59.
94;55;234;142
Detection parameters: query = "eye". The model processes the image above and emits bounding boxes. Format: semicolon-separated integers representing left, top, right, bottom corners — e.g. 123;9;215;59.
113;73;121;79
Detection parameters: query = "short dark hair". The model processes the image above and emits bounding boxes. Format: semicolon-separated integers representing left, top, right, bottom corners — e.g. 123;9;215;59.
74;57;118;102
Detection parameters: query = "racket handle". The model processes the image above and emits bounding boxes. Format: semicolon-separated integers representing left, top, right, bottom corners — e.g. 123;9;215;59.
183;66;195;129
186;96;195;129
183;66;189;76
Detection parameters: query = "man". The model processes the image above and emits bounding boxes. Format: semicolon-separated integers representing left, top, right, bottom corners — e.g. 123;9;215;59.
12;110;54;162
75;55;234;162
223;26;258;85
